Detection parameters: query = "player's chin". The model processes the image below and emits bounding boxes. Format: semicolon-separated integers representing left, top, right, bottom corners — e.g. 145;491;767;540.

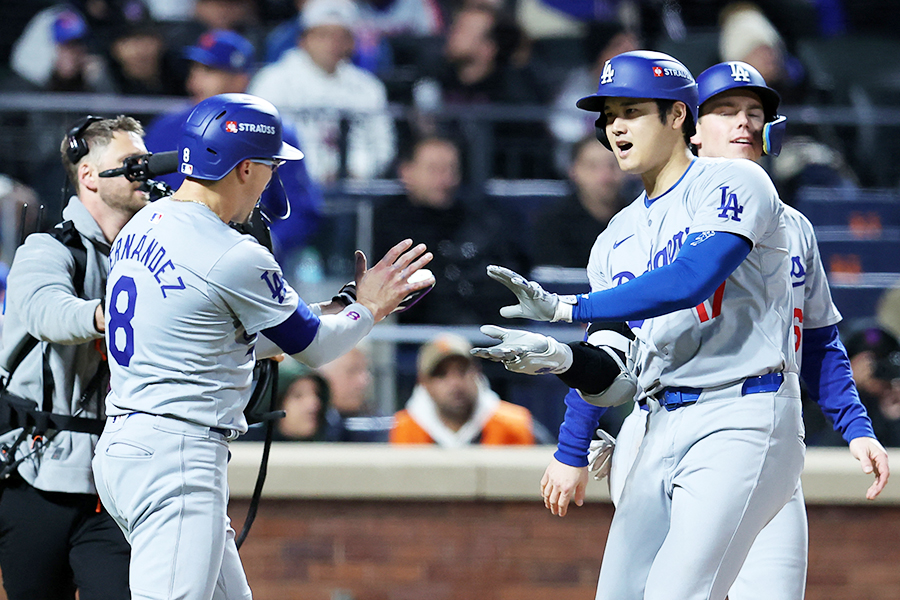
729;142;760;161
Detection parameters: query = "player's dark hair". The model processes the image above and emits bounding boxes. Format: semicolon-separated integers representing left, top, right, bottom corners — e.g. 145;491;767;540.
60;115;144;190
655;99;695;147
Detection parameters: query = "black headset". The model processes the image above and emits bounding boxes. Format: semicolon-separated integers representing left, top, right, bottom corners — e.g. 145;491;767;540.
64;115;103;164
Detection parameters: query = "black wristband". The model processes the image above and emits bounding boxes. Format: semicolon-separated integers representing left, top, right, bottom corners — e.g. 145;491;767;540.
556;342;621;395
331;281;357;307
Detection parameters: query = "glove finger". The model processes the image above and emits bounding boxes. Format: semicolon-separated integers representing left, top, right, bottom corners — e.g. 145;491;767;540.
487;347;520;361
499;305;526;319
470;348;501;362
487;265;525;289
479;324;511;341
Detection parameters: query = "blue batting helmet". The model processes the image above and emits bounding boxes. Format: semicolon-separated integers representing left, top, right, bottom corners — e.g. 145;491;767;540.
696;61;786;156
576;50;698;150
178;93;304;181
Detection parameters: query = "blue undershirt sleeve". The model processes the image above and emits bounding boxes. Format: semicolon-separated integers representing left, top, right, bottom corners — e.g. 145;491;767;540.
572;231;751;323
801;325;876;443
260;304;321;355
555;388;607;467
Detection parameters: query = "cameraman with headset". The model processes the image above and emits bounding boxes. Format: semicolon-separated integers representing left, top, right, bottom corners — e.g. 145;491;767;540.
0;115;148;599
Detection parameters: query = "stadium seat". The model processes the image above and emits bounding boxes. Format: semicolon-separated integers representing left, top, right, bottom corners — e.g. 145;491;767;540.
794;186;900;231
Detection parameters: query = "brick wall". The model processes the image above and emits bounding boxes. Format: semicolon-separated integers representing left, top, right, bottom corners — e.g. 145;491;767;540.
231;499;900;600
1;499;896;598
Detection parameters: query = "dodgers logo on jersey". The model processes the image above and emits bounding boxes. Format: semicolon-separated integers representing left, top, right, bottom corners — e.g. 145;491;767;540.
600;61;615;85
717;186;744;222
260;270;287;303
791;256;806;288
729;62;751;82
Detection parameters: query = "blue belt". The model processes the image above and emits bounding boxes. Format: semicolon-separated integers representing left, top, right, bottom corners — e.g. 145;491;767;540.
658;372;784;412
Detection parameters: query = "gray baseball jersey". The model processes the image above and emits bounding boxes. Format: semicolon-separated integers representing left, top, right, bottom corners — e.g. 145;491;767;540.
586;157;796;395
104;198;301;433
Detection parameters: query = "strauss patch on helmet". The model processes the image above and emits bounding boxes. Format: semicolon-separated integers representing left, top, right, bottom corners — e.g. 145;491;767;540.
224;121;277;135
655;66;691;79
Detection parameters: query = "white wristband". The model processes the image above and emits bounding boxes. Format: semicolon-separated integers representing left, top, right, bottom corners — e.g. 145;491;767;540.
551;295;576;323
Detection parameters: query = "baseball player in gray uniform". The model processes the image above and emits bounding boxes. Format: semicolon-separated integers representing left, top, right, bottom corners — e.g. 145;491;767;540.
475;51;805;600
91;93;433;600
595;60;890;600
691;61;887;600
0;115;147;599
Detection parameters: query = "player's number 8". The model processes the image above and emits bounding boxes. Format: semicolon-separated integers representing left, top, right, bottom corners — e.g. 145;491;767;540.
109;276;137;367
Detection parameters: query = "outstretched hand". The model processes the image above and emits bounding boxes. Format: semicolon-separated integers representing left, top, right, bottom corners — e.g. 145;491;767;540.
849;436;890;500
355;240;434;322
486;265;575;322
471;325;573;375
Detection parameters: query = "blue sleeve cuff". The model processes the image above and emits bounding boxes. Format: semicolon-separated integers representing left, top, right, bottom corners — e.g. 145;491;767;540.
555;388;606;467
260;303;321;355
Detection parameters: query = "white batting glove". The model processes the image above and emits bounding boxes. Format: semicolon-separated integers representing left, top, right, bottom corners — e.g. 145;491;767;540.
587;429;616;481
486;265;576;322
471;325;573;375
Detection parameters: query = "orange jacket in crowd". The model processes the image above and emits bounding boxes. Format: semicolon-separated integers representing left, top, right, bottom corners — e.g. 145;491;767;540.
390;401;535;445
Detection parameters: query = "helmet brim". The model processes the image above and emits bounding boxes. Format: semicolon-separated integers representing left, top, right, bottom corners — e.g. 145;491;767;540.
274;140;304;161
576;94;606;112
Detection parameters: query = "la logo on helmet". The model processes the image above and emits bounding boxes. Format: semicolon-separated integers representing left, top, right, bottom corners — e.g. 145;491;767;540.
729;63;751;82
600;61;615;84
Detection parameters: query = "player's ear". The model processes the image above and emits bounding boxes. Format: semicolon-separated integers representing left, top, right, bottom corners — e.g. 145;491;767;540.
79;160;98;193
235;159;253;183
671;101;688;130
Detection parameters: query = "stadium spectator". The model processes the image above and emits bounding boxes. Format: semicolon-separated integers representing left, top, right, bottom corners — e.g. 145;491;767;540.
318;344;393;442
413;3;553;178
718;2;808;105
548;22;640;172
265;0;444;69
143;30;322;256
390;333;538;446
249;0;396;183
107;18;183;95
533;134;637;268
718;2;858;199
372;135;530;325
9;5;114;93
241;358;330;442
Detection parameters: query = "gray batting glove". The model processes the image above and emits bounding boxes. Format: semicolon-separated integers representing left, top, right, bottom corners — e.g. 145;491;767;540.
587;429;616;481
471;325;574;375
486;265;576;322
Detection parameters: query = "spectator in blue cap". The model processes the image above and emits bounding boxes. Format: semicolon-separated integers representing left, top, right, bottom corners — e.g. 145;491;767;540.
144;30;322;258
49;7;116;92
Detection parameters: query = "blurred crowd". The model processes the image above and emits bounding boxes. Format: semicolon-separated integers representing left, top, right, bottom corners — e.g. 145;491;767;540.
1;0;900;444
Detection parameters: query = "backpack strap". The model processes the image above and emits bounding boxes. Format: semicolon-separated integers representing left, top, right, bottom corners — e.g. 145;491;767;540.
0;220;105;437
48;220;88;299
